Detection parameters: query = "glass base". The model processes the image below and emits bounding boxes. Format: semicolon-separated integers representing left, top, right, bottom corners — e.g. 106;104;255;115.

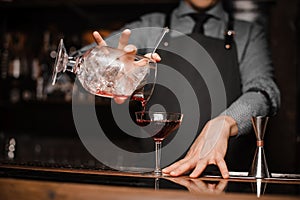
141;170;166;178
154;170;162;177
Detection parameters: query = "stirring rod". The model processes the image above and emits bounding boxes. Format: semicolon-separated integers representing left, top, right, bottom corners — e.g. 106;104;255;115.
151;27;169;58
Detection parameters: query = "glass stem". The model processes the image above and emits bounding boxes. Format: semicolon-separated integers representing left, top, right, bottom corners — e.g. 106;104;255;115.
154;141;162;176
66;57;77;73
155;178;160;190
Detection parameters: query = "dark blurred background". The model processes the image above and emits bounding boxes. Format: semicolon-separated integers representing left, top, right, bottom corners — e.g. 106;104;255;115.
0;0;299;174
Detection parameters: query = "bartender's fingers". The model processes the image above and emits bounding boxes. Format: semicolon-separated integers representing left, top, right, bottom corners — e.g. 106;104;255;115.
216;158;229;179
124;44;137;55
133;53;160;68
165;159;196;177
92;31;107;46
189;158;229;179
118;29;131;50
189;160;208;178
134;58;149;67
120;44;137;68
144;53;161;62
114;97;127;104
163;158;188;174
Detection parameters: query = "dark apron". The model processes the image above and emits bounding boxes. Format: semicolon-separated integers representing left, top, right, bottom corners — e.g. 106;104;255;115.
148;33;241;130
101;14;256;172
137;15;255;171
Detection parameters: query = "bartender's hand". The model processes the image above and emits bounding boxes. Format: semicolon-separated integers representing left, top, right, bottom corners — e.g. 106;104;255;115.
163;115;238;179
92;29;160;104
93;29;161;61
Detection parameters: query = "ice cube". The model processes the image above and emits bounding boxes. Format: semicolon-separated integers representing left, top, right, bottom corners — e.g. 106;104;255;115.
114;65;149;96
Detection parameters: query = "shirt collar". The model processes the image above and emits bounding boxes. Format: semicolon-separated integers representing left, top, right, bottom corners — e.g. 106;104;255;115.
175;0;225;20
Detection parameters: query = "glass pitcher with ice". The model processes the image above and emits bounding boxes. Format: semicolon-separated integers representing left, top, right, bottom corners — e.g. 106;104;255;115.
51;38;157;104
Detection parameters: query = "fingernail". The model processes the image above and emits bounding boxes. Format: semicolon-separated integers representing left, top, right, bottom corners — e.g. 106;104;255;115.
170;171;176;176
124;46;133;52
124;29;131;34
223;173;229;179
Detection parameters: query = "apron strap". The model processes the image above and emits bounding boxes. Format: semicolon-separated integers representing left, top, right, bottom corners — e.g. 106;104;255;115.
163;10;235;50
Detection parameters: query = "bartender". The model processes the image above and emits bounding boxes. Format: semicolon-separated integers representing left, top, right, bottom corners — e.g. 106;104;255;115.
90;0;280;178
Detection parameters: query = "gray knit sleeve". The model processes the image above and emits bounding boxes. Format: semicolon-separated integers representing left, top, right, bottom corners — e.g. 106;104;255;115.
221;22;281;136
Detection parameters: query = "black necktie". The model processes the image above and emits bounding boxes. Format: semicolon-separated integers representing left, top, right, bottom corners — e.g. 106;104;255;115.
189;13;212;34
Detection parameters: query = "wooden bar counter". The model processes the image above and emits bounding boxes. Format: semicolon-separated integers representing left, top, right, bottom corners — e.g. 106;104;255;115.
0;164;299;200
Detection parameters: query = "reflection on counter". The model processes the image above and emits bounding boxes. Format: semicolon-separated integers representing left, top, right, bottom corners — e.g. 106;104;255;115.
0;164;299;199
166;177;228;194
252;179;267;198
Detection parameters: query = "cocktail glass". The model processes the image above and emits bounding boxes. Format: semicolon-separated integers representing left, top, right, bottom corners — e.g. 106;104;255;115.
135;111;183;176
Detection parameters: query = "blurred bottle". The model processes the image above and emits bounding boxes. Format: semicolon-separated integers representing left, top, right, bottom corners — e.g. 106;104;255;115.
1;33;11;80
0;33;12;102
39;31;51;98
18;32;36;102
7;32;38;103
7;33;22;103
31;58;44;101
